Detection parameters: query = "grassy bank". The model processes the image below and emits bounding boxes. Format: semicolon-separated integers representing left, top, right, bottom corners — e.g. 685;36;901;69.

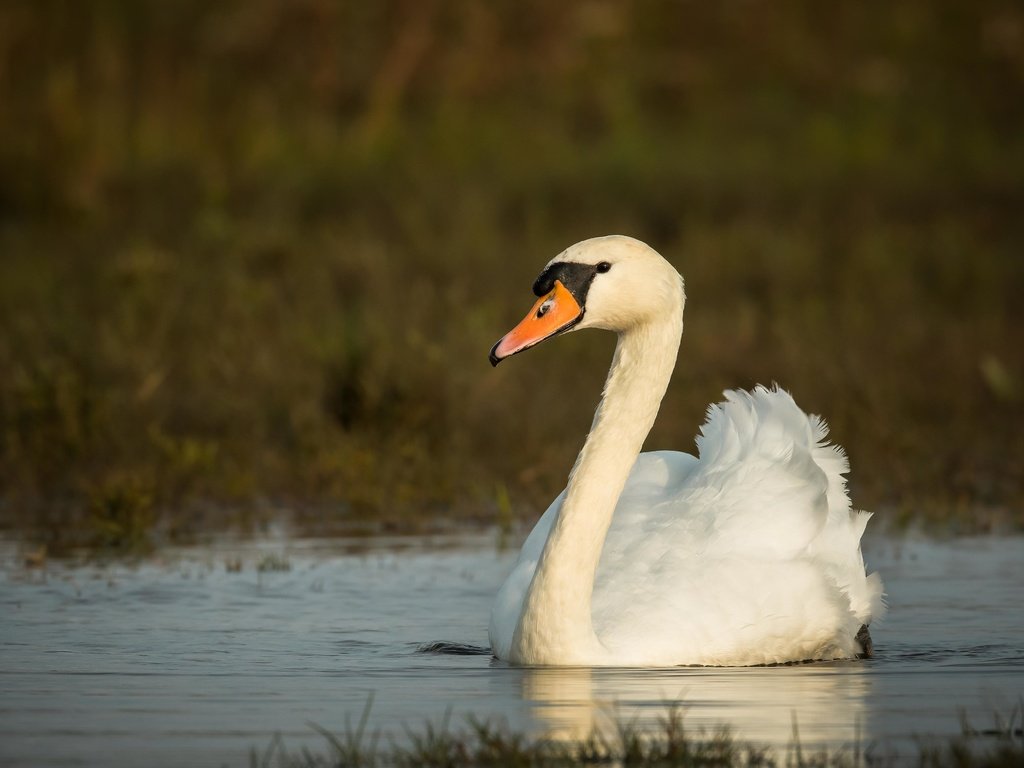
253;705;1024;767
1;1;1022;550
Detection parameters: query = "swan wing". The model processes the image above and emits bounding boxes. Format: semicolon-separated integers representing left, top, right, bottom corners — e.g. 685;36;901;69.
591;386;884;665
490;386;884;665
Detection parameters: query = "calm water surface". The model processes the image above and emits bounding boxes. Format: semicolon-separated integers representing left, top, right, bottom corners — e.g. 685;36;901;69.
1;533;1022;767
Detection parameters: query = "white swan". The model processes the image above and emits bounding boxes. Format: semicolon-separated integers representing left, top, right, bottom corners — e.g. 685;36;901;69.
488;235;885;667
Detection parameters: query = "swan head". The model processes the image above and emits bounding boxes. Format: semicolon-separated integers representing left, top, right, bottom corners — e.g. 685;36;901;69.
490;235;685;365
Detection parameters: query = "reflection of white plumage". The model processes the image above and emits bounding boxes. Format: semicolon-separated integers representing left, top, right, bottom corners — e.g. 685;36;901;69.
488;235;885;666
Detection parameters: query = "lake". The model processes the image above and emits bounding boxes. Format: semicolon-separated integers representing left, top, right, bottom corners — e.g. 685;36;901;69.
1;531;1022;766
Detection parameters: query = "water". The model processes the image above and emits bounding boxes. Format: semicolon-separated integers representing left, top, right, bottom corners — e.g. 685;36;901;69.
1;533;1022;767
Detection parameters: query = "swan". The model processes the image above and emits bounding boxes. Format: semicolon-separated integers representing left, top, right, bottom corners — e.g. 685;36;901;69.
487;235;885;667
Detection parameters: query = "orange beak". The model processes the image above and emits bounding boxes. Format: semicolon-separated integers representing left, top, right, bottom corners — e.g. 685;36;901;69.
489;280;584;366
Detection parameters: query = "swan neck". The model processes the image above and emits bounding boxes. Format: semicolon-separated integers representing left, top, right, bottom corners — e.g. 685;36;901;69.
512;314;682;663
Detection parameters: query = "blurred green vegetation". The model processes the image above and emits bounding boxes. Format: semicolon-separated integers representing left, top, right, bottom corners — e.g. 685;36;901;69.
1;0;1022;550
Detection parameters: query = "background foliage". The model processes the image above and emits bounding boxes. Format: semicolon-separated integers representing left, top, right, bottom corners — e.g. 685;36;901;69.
1;0;1022;548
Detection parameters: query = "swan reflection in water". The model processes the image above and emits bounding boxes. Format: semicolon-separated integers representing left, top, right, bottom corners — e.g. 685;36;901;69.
515;662;872;751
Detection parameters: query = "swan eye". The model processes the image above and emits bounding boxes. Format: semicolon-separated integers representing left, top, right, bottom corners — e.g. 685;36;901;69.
596;261;612;273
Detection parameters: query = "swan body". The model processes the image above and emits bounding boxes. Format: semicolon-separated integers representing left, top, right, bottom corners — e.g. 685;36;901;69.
488;235;885;667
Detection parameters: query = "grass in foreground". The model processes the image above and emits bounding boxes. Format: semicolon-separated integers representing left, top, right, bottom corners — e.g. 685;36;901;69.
250;704;1024;768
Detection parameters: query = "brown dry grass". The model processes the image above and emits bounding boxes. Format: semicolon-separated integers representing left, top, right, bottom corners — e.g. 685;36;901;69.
1;1;1021;550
